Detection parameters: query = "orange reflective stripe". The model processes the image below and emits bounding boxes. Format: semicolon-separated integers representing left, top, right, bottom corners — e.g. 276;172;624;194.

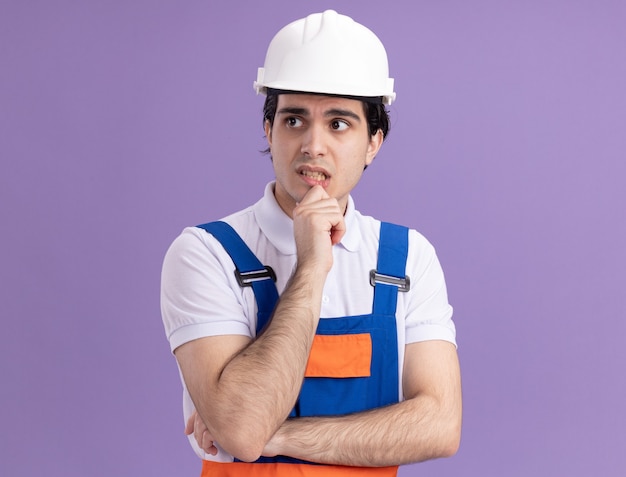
304;333;372;378
201;461;398;476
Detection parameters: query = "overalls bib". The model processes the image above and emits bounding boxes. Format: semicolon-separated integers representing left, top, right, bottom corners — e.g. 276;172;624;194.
196;221;410;477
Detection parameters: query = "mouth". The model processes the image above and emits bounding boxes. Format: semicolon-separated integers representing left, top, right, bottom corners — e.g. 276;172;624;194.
297;164;331;187
299;169;329;182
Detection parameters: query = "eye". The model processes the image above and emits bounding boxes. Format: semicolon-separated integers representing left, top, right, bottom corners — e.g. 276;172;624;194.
330;119;349;131
285;117;303;128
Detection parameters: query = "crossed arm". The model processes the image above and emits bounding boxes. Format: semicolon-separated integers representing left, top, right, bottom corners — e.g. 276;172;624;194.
175;186;344;462
175;262;326;462
174;186;462;465
181;337;461;466
260;340;461;466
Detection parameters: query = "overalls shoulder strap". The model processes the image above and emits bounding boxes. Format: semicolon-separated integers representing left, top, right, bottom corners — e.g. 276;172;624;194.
372;221;410;315
196;221;278;332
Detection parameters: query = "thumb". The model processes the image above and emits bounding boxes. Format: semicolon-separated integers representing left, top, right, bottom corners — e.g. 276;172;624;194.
184;414;195;435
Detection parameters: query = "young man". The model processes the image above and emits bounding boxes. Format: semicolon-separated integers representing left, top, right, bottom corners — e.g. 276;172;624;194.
161;10;461;476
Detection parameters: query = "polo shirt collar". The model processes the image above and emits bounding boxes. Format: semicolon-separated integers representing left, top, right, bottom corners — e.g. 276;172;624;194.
254;182;361;255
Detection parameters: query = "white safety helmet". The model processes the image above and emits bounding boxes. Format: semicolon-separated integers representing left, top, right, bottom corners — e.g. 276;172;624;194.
254;10;396;105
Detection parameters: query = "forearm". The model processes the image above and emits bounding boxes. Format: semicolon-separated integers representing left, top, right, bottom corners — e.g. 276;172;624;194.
178;186;346;461
265;394;462;467
196;264;326;460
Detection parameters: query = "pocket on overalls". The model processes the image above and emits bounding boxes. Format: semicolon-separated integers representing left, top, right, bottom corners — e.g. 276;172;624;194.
297;332;374;417
304;333;372;378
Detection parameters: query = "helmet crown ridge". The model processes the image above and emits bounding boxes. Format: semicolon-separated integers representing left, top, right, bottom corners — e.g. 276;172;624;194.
254;10;396;105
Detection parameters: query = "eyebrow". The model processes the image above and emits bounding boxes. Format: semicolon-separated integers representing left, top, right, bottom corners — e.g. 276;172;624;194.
276;107;362;122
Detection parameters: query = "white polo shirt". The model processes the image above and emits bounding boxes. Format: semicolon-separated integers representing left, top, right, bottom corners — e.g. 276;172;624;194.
160;182;456;460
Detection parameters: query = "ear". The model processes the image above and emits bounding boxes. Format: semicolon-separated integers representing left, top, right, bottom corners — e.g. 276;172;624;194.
264;120;272;148
365;129;384;167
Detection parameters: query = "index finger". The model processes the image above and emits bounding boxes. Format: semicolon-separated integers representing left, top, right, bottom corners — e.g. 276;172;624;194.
298;185;329;205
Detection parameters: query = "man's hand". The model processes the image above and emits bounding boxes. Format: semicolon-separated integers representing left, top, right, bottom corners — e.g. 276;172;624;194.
185;410;218;456
292;185;346;272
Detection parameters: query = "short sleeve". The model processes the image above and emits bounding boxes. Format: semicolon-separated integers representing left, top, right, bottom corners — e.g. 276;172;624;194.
160;227;255;353
403;230;456;347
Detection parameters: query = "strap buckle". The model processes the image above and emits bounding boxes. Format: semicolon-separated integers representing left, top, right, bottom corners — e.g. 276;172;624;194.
369;270;411;292
235;266;277;287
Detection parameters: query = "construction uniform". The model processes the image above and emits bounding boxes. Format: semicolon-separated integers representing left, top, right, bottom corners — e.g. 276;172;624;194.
161;182;456;475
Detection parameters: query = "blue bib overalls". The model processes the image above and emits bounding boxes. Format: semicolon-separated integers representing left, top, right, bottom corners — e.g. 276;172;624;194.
196;221;409;477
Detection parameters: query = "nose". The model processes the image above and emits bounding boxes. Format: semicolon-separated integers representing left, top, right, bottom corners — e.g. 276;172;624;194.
301;123;327;158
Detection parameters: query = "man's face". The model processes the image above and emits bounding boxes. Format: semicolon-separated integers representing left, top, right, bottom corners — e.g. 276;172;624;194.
265;94;383;218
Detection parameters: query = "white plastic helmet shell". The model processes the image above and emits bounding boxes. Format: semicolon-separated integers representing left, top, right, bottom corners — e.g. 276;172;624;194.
254;10;396;104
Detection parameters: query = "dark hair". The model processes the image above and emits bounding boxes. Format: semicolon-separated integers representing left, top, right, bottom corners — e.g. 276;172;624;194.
262;91;391;154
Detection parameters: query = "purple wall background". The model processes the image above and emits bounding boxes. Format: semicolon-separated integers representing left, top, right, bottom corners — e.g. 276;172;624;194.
2;1;625;475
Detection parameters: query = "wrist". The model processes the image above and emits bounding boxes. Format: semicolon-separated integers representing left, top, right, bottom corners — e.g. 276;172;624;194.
295;251;334;277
